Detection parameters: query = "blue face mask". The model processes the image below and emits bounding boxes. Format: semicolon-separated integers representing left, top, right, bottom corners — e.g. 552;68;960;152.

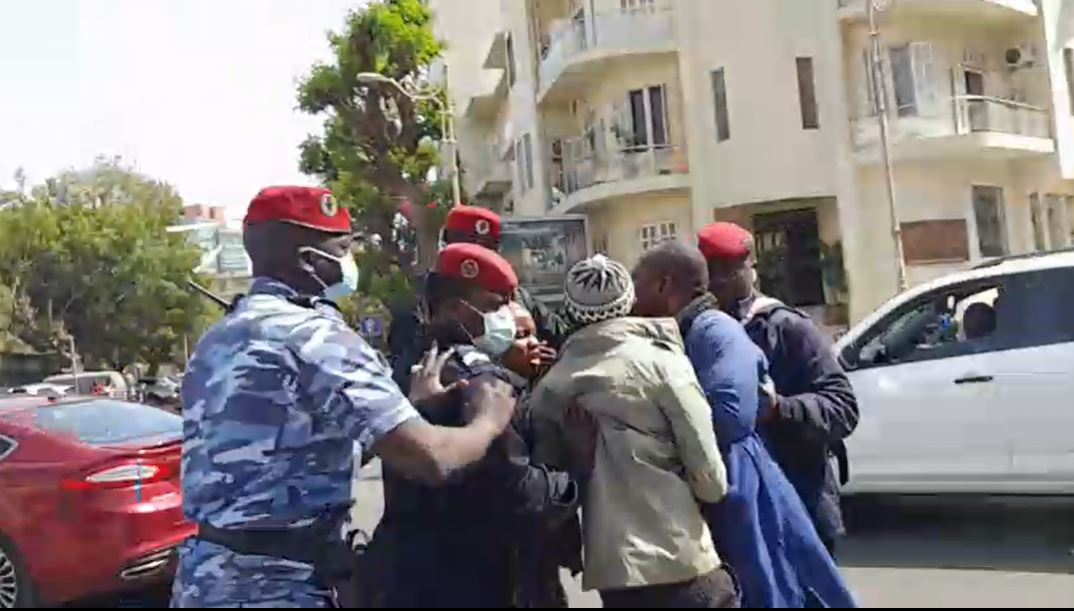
300;247;360;302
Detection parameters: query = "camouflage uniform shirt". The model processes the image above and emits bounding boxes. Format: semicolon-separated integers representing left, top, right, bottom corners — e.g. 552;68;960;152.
171;277;420;608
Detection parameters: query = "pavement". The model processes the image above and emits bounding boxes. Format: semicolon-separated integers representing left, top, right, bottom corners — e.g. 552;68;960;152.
351;462;1074;608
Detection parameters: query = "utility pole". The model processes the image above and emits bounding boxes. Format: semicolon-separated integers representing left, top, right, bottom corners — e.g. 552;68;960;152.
868;0;908;293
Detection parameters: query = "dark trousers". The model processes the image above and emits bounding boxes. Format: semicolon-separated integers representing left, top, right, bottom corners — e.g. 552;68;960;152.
599;567;741;609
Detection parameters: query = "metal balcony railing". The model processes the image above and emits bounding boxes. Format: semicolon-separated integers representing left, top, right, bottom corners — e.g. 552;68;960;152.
850;95;1050;149
552;140;686;200
538;6;675;93
954;95;1050;139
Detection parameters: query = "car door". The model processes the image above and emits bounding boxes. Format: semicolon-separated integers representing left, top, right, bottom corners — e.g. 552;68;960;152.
982;267;1074;492
841;278;1013;493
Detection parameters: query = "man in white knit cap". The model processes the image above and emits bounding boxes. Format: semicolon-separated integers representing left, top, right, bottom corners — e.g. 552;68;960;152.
529;254;738;608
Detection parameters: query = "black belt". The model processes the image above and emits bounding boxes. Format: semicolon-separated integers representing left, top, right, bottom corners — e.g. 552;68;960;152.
197;523;324;565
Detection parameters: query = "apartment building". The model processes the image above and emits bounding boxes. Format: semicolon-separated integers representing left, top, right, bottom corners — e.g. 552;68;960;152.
432;0;1074;323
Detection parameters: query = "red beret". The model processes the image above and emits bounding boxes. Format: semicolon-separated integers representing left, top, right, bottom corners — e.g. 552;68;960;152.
437;243;518;295
444;206;501;240
244;186;352;234
698;222;754;261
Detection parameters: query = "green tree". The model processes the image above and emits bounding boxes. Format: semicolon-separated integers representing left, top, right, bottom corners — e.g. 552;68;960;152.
297;0;453;308
0;159;208;373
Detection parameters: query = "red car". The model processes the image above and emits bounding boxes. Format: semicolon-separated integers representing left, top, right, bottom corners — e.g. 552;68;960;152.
0;395;195;607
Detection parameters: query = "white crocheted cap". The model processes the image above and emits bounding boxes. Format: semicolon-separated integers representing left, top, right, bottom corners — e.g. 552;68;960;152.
563;254;636;328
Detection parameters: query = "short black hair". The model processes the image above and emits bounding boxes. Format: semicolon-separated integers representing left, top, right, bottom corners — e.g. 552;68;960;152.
425;273;481;316
638;241;709;298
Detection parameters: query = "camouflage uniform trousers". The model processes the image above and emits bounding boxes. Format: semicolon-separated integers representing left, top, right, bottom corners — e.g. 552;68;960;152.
170;539;334;608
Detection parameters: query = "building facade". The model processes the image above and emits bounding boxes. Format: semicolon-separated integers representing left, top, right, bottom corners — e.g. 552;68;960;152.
169;205;252;301
432;0;1074;323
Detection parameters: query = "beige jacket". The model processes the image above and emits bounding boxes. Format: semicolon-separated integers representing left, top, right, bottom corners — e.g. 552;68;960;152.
530;317;728;591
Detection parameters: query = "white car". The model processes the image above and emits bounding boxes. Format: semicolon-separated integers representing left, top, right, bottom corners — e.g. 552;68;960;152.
835;250;1074;495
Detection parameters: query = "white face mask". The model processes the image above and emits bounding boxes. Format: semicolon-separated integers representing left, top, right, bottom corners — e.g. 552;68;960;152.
299;247;360;302
464;302;517;357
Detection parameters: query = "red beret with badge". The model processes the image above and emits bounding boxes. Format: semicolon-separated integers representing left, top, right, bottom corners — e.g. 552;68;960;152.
244;186;352;234
437;243;518;295
698;222;755;261
444;206;502;240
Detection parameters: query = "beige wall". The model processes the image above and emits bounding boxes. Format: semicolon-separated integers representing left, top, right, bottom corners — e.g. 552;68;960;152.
587;192;692;269
676;0;845;217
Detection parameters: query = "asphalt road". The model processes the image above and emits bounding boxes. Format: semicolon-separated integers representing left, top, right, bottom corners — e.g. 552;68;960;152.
81;462;1074;607
350;462;1074;608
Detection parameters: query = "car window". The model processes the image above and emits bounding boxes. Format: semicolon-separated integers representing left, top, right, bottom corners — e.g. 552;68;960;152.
28;399;181;447
851;281;1004;369
992;268;1074;351
0;436;15;461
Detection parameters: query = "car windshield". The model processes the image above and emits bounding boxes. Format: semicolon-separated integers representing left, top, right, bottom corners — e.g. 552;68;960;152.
29;399;181;447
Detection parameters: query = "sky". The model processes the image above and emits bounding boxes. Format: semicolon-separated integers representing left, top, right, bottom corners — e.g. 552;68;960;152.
0;0;363;215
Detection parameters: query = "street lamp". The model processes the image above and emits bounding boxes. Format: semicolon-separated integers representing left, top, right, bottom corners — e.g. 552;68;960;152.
867;0;908;293
355;71;463;209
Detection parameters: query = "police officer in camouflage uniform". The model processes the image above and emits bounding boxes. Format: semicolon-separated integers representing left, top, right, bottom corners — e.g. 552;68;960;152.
172;187;516;608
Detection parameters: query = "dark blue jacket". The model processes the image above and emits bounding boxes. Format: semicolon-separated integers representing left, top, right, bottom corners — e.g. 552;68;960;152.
679;297;857;608
741;297;859;549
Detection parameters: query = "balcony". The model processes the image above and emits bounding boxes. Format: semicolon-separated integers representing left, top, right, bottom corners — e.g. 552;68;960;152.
836;0;1038;22
537;7;677;105
550;138;689;214
464;70;508;122
468;142;513;200
850;96;1054;163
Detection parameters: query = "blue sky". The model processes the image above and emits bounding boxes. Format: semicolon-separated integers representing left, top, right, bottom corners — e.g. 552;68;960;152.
0;0;362;214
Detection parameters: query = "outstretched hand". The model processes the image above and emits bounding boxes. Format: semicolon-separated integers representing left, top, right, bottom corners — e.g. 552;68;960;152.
409;344;468;407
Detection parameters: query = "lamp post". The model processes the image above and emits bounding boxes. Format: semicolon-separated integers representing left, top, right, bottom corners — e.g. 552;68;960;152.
355;71;463;208
867;0;908;293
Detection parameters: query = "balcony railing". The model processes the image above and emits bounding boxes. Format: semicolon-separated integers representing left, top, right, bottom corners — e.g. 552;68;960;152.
538;7;675;94
955;95;1050;139
851;95;1050;149
551;138;687;206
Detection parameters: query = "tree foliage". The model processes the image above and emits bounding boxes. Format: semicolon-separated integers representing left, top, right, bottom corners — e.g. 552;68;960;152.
297;0;455;309
0;158;208;373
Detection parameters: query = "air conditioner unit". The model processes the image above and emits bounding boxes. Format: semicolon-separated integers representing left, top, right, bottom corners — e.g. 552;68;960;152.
1005;44;1037;69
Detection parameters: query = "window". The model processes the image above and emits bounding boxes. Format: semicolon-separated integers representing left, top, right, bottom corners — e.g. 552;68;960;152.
711;68;730;142
848;280;1004;369
28;399;181;447
1030;193;1047;251
890;45;917;117
515;140;526;194
0;435;16;462
649;86;668;146
506;33;517;88
625;85;668;149
862;50;878;116
621;0;655;13
522;133;535;190
847;268;1074;370
1065;48;1074;115
972;185;1008;258
1046;194;1069;250
640;221;677;250
628;89;649;149
796;57;820;129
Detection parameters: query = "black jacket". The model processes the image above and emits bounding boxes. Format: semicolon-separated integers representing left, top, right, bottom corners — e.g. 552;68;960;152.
743;298;859;547
388;274;571;391
372;344;582;608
